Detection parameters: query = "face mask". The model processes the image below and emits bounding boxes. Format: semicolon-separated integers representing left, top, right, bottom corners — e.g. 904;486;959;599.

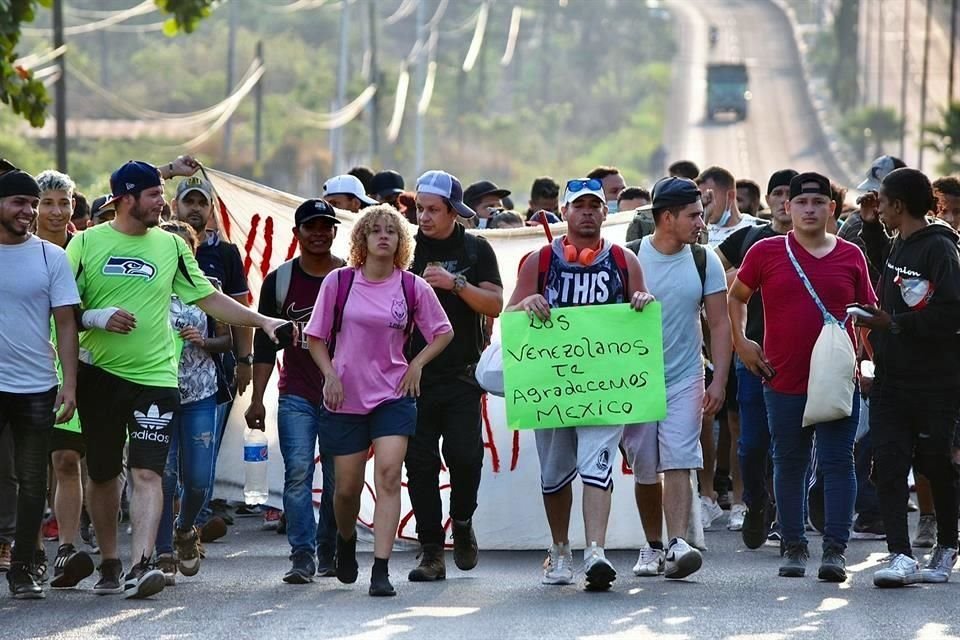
606;200;619;214
717;207;732;227
476;218;488;229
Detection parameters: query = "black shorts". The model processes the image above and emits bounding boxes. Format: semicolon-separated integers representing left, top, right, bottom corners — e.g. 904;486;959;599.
77;363;180;482
49;427;86;457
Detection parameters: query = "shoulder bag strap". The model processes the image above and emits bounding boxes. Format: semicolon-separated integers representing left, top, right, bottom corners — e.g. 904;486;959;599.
783;236;841;325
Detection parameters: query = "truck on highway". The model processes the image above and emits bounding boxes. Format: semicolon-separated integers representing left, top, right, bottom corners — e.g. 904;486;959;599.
706;63;750;121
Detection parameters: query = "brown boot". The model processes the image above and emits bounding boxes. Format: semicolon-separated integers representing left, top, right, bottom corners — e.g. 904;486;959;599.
452;519;478;571
407;543;446;582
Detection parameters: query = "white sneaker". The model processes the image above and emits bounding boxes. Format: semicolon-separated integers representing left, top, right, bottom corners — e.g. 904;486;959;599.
542;543;574;585
727;503;747;531
632;545;665;576
922;546;958;583
665;537;702;579
874;553;922;588
700;496;723;530
583;542;616;591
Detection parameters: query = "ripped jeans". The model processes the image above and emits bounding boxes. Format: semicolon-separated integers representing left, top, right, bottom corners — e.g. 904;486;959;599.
157;394;217;554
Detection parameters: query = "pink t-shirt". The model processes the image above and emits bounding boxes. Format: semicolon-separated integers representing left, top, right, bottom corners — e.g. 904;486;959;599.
738;233;877;395
303;267;452;414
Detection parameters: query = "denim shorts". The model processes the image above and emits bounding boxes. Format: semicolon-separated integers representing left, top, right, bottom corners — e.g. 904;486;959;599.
319;396;417;456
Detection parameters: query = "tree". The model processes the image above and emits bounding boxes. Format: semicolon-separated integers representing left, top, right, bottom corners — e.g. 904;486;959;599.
839;106;903;161
0;0;216;128
924;102;960;175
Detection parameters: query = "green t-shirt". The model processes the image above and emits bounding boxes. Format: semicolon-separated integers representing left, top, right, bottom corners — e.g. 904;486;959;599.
66;224;217;388
50;317;81;434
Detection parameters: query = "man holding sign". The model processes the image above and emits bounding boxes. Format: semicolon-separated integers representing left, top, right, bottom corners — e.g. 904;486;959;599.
507;178;654;592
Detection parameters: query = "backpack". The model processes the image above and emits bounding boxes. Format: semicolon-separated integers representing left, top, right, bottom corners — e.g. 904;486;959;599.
625;238;707;302
327;267;417;357
533;243;631;296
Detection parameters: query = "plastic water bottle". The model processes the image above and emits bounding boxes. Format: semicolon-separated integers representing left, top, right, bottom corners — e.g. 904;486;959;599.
243;428;269;505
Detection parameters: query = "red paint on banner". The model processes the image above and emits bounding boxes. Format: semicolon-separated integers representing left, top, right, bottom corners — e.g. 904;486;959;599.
242;214;261;277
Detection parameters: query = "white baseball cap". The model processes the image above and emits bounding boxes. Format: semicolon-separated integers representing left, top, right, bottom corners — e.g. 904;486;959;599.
322;174;377;205
562;178;606;206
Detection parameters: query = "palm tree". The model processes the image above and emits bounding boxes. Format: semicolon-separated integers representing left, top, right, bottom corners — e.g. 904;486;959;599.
924;102;960;175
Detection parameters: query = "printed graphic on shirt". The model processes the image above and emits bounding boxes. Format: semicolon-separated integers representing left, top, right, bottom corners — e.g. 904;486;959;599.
542;250;625;308
389;297;409;330
103;256;157;280
131;404;173;444
284;301;314;351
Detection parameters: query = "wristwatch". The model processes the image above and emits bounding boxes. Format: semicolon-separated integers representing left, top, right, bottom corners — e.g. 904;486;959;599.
452;274;467;295
239;354;254;366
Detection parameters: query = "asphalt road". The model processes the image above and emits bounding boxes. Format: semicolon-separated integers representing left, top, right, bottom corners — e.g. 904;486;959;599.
5;510;958;640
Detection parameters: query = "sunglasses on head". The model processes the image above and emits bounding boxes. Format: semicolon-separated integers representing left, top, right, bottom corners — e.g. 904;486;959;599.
565;178;602;193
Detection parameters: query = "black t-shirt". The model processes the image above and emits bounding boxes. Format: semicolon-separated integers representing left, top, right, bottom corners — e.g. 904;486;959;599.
196;233;249;299
409;224;502;380
718;223;780;344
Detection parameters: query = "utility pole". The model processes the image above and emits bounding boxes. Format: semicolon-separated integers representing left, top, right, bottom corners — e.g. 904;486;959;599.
53;0;67;172
876;0;884;107
414;0;426;177
899;0;910;159
919;0;933;171
332;1;351;175
254;41;264;178
367;0;380;164
950;0;958;102
862;0;872;107
222;0;238;161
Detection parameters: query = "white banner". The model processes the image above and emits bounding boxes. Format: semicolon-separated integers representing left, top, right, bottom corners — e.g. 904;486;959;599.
206;169;703;550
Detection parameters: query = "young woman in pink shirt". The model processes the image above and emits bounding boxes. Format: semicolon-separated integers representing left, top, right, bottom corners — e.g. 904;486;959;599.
305;205;453;597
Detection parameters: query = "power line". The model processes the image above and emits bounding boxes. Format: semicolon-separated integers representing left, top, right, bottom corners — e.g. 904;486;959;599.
501;6;522;66
23;0;156;36
385;67;410;142
384;0;419;25
462;1;489;72
295;84;378;128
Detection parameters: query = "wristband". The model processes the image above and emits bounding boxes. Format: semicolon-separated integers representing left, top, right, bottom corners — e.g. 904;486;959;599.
81;307;122;330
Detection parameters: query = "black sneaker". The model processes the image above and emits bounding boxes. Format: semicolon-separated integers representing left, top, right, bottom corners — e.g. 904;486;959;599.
818;545;847;582
7;562;44;599
32;548;48;585
851;516;886;541
741;501;767;550
123;558;165;599
452;519;479;571
316;553;337;578
369;562;396;597
93;558;124;595
779;542;809;578
282;551;315;585
50;544;94;589
335;533;359;584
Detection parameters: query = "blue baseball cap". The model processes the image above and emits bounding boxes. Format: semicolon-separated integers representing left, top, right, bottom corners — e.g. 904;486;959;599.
105;161;162;206
416;170;476;218
640;176;702;211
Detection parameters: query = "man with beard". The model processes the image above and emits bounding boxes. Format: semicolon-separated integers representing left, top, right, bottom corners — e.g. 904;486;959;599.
172;175;251;539
246;199;345;584
67;161;288;599
0;168;80;599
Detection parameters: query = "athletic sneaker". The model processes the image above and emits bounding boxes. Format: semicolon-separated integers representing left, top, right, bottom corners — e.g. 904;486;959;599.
93;558;124;595
818;545;847;582
316;554;337;578
80;516;99;554
664;537;702;579
282;551;315;585
7;562;43;599
727;504;747;531
32;549;48;584
0;542;11;572
632;545;665;577
779;542;809;578
921;546;958;584
234;504;262;517
50;544;94;589
700;496;724;530
199;516;228;543
741;502;768;550
335;533;359;584
41;517;59;542
542;543;574;585
262;508;282;531
123;558;165;599
156;553;177;586
851;516;886;540
874;553;922;588
582;542;616;591
913;514;937;548
174;527;201;577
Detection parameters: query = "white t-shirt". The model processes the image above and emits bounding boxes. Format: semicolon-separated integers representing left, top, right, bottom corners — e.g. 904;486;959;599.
0;236;81;393
636;237;727;387
707;213;761;248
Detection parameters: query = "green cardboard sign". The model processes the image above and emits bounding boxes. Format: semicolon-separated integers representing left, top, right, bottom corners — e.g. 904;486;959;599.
501;303;667;430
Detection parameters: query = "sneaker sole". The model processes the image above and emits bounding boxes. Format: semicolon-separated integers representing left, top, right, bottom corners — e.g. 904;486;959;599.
542;575;575;585
584;563;616;591
408;571;446;582
50;553;95;589
665;553;702;580
913;540;936;548
178;558;200;577
921;572;950;584
818;566;847;582
282;571;314;585
851;532;886;541
163;574;177;586
93;585;124;595
369;585;397;597
779;567;806;577
874;575;921;588
632;566;663;577
12;590;45;600
124;570;166;599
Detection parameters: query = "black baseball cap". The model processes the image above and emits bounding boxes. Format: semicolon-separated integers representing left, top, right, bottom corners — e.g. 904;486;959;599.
370;170;405;198
295;199;340;226
789;172;831;200
767;169;798;195
639;176;702;211
464;180;511;209
104;161;162;206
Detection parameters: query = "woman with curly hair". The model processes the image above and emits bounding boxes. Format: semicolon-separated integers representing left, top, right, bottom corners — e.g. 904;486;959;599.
305;204;453;597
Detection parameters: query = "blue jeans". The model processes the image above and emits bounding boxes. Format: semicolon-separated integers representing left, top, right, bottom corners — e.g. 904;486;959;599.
277;394;336;560
157;394;218;555
736;360;770;510
195;399;232;526
764;387;859;550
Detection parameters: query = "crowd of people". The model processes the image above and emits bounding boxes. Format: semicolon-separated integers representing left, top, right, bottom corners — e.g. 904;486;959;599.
1;149;959;603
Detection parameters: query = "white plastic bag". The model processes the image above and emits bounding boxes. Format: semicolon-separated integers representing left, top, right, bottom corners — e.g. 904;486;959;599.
475;340;504;397
802;321;856;427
